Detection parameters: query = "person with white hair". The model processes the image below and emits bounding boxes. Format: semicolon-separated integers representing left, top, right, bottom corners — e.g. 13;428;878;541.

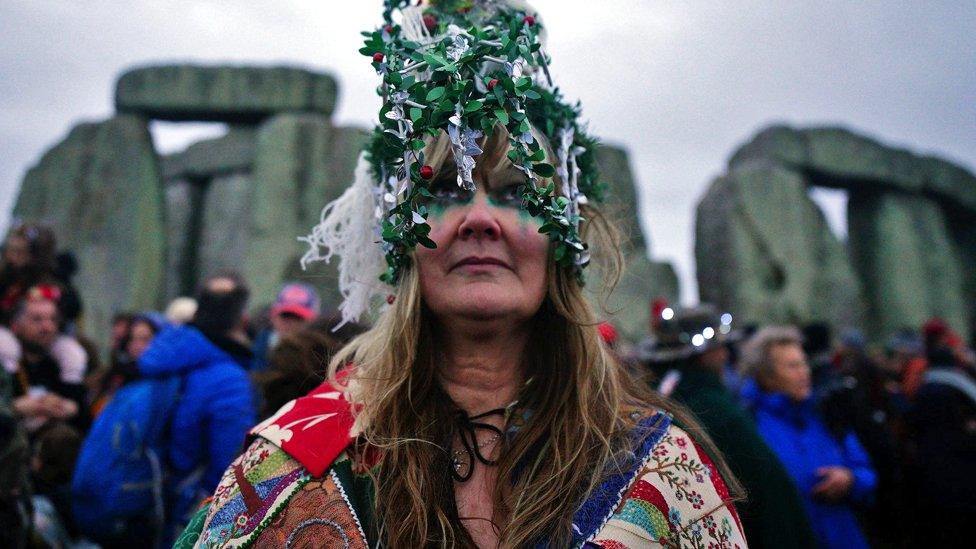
741;326;876;549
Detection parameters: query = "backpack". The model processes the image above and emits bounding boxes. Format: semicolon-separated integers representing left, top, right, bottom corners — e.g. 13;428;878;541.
71;374;183;539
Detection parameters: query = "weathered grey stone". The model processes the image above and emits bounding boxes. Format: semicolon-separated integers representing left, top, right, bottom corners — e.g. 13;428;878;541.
197;173;254;283
161;127;256;181
163;179;204;301
729;125;976;212
695;162;863;329
848;191;969;342
585;143;681;340
13;115;165;347
598;251;680;342
245;113;369;307
595;144;646;251
115;65;339;123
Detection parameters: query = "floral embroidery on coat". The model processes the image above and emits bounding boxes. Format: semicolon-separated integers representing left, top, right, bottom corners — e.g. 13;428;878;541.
589;425;746;548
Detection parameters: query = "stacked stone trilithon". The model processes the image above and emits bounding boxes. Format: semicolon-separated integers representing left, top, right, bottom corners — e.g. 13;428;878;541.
13;65;367;347
696;125;976;343
13;64;673;346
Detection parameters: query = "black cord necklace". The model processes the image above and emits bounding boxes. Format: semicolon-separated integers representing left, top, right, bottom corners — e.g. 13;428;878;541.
450;407;506;482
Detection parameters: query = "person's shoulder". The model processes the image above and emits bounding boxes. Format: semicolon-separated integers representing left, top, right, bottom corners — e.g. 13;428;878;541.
185;380;366;548
249;378;358;476
185;436;310;548
591;422;748;548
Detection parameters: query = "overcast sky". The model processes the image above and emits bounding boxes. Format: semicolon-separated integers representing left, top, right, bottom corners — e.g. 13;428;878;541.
2;0;974;302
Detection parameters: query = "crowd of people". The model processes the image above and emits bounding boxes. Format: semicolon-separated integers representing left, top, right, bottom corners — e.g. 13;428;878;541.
0;222;365;548
2;219;974;548
627;304;976;548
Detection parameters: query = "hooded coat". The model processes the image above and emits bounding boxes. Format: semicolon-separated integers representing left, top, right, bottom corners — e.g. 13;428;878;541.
137;325;256;528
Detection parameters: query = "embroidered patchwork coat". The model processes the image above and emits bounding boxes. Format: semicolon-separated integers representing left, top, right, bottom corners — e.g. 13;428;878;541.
175;381;747;548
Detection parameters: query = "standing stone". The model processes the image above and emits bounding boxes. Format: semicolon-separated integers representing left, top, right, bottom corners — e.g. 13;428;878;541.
164;180;205;301
13;115;165;347
246;113;369;308
115;65;339;123
589;144;679;340
197;173;254;283
695;162;863;329
848;191;969;341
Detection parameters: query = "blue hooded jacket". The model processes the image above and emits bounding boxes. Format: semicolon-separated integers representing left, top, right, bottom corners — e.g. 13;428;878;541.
746;386;876;549
138;325;256;526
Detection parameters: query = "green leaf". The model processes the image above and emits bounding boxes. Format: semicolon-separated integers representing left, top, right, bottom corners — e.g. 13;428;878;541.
464;100;485;113
426;87;446;101
409;108;423;122
418;236;438;249
494;108;509;125
532;163;556;178
523;89;541;100
410;138;425;150
553;244;567;262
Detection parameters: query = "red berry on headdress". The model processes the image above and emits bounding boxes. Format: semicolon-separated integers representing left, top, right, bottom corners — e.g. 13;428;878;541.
386;294;396;305
372;52;385;63
420;165;434;179
384;24;394;34
488;78;499;90
423;14;438;32
523;15;536;26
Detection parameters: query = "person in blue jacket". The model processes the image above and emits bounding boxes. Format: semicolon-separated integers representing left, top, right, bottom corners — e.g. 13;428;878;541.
740;326;876;549
138;272;256;542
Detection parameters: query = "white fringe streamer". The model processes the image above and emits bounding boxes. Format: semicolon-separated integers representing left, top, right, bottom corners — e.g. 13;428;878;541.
299;154;391;327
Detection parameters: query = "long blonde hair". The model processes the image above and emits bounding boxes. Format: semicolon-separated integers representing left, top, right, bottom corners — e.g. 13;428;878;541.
328;126;737;547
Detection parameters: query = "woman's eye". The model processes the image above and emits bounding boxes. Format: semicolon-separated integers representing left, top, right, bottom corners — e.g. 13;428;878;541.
490;184;523;207
430;180;472;204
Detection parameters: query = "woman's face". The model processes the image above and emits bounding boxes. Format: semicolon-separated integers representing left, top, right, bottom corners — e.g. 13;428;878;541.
762;342;812;402
416;164;549;325
3;235;30;269
127;321;156;361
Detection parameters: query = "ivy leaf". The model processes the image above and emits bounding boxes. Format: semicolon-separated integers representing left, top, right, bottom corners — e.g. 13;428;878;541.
410;138;425;150
464;100;485;113
418;236;438;249
532;163;556;178
494;108;509;125
409;108;423;122
524;89;541;100
426;87;446;101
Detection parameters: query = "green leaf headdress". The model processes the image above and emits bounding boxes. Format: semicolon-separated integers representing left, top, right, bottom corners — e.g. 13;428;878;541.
301;0;605;326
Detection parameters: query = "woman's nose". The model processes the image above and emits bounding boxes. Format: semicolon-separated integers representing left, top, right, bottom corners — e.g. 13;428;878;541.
457;197;502;241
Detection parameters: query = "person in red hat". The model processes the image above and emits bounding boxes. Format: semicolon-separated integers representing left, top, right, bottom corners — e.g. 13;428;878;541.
251;283;321;372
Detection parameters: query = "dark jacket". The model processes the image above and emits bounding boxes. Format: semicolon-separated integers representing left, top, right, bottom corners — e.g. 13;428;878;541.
137;325;256;528
671;368;816;549
908;365;976;543
748;388;876;549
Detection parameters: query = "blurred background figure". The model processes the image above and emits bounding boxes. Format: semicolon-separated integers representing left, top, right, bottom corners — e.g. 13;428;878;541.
254;312;366;421
0;223;83;332
8;286;87;432
29;421;83;548
251;282;321;372
741;326;876;549
643;304;815;548
907;318;976;545
90;311;168;418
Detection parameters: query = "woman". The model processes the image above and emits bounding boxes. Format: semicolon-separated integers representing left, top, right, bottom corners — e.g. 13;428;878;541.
0;223;58;325
90;312;167;417
178;2;745;547
740;327;876;549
